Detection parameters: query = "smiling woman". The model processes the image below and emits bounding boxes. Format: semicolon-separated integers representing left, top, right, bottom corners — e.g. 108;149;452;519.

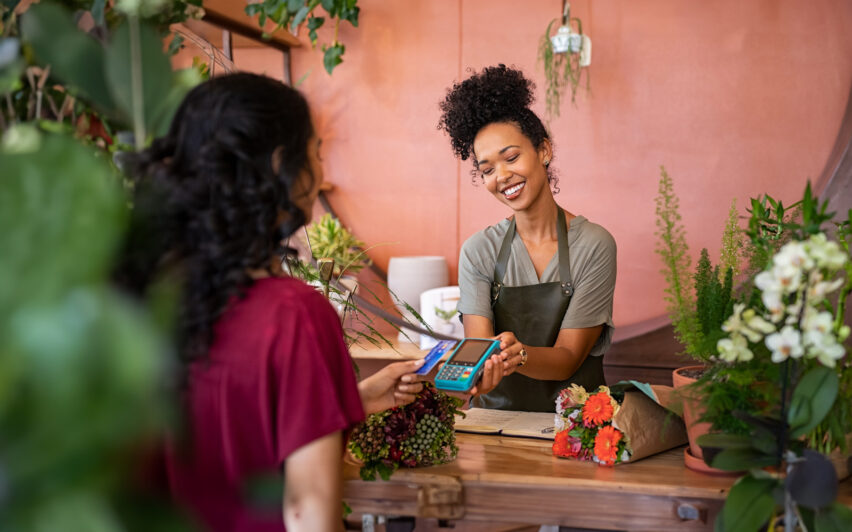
438;64;617;412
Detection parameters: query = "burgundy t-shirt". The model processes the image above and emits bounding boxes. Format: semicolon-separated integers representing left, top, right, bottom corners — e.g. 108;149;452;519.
165;277;365;531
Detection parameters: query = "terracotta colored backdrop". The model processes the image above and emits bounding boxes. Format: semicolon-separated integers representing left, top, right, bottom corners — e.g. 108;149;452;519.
191;0;852;337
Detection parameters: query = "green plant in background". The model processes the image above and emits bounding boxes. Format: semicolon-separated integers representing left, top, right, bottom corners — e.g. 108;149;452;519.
654;166;772;437
435;307;458;323
537;2;590;121
245;0;360;74
0;1;201;528
697;186;852;531
306;213;372;278
0;1;203;145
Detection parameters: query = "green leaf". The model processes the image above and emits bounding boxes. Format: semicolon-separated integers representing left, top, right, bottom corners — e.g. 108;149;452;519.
720;475;778;532
0;133;124;315
696;433;754;450
789;367;839;439
321;0;335;13
20;2;116;114
105;20;175;134
815;502;852;531
290;5;310;31
288;0;305;13
710;448;777;471
322;43;345;74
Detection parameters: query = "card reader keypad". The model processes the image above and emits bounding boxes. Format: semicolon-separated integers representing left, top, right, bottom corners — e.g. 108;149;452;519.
437;365;471;380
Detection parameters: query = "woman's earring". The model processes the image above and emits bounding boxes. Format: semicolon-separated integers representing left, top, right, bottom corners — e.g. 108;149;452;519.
544;159;551;167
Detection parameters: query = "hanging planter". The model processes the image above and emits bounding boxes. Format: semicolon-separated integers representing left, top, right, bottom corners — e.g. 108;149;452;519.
538;1;591;120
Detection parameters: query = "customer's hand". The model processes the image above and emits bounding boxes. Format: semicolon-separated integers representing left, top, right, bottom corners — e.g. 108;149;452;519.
358;359;426;415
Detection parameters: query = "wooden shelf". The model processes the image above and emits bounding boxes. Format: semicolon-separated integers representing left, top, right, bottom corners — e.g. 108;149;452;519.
201;0;301;51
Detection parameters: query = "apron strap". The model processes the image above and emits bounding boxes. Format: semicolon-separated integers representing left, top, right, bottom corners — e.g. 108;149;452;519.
491;217;516;301
491;211;574;304
556;209;574;298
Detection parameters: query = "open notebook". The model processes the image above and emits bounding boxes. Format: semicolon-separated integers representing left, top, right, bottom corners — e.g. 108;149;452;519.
454;408;557;441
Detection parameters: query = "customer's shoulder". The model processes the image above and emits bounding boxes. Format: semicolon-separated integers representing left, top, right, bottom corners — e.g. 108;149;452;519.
248;276;333;315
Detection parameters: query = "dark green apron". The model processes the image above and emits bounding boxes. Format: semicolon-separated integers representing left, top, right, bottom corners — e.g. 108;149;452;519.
472;210;605;412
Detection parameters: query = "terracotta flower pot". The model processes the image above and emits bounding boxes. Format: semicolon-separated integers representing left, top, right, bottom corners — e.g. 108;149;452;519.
672;366;738;475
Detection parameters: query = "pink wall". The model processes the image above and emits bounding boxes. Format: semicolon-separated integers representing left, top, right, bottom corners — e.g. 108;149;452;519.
206;0;852;334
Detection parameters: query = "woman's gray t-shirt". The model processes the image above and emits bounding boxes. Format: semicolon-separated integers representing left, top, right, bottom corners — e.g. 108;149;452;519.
457;215;617;357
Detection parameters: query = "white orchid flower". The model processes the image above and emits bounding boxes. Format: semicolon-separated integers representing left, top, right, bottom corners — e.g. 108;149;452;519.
774;241;814;271
760;290;785;322
755;270;781;293
743;309;775;338
806;233;847;270
809;277;845;300
803;310;834;335
717;333;753;362
803;330;846;367
765;326;804;363
773;264;803;294
722;303;747;333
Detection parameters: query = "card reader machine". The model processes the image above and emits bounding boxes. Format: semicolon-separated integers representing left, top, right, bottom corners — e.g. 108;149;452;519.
434;338;502;393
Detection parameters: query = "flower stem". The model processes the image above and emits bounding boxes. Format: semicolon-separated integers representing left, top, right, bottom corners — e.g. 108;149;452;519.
129;15;145;151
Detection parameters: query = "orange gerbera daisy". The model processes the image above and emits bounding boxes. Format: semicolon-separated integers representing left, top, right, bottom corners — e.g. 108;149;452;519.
581;391;614;426
594;425;623;465
552;429;572;458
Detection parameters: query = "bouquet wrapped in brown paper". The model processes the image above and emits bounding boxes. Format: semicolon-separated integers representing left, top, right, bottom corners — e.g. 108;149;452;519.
552;381;687;466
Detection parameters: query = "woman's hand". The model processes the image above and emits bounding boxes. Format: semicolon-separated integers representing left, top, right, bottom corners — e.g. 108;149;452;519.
494;331;525;376
358;359;426;415
468;354;504;396
468;332;526;396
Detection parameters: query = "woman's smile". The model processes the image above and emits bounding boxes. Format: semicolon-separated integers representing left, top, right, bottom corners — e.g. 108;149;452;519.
501;181;525;200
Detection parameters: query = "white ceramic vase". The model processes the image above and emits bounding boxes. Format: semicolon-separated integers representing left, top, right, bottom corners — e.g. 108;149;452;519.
387;256;448;343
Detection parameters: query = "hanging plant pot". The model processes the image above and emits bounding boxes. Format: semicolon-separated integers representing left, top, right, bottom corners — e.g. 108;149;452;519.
537;2;591;120
550;25;582;54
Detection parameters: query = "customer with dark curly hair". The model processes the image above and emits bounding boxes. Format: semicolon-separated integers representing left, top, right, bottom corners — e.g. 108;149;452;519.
438;64;616;412
118;72;425;531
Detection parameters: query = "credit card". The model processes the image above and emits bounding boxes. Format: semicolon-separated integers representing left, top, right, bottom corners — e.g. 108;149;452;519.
416;340;458;375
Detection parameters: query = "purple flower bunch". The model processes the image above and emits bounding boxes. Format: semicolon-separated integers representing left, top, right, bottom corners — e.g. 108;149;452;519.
348;383;464;481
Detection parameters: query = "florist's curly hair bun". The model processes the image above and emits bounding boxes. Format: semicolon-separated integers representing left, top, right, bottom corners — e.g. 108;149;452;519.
438;64;550;163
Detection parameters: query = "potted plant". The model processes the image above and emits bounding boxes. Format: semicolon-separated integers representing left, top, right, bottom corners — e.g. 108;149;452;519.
696;186;852;530
305;212;372;279
537;1;591;120
654;166;746;472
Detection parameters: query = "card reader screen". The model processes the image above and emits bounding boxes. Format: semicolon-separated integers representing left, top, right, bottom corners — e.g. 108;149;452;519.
451;339;497;366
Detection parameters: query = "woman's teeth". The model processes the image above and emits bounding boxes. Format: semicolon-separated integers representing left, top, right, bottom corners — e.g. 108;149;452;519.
503;182;525;198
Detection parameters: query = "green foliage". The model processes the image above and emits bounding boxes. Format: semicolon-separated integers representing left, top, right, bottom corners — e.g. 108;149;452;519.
0;2;203;527
719;199;742;281
695;361;778;436
434;306;458;322
0;130;180;530
654;166;702;358
537;17;589;121
715;475;779;532
704;183;852;531
245;0;359;75
694;249;734;357
306;213;371;277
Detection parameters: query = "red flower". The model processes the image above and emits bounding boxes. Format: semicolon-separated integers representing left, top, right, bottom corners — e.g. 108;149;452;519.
552;430;572;458
553;430;583;459
593;425;623;466
582;391;614;427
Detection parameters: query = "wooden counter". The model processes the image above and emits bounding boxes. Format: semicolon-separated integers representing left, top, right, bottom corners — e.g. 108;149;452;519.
343;433;852;532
